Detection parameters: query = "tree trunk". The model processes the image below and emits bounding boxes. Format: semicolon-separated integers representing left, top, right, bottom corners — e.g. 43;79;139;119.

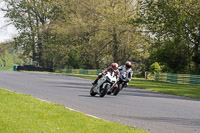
194;39;200;74
113;29;119;63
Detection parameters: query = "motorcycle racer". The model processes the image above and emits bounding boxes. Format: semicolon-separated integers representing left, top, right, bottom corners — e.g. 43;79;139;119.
92;63;120;85
118;61;133;87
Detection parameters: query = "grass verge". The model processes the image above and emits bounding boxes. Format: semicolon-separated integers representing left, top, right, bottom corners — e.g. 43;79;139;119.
0;67;13;71
58;73;200;99
0;89;148;133
130;78;200;99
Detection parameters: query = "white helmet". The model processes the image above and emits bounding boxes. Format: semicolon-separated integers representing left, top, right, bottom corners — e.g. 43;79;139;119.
111;63;119;70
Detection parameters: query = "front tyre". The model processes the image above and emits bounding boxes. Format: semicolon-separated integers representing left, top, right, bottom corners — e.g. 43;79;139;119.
90;86;96;96
100;84;110;97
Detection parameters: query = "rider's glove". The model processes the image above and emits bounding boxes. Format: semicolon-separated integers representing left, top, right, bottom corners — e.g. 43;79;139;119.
102;71;107;75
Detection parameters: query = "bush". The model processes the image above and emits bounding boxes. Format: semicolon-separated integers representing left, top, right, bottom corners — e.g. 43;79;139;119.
150;62;162;73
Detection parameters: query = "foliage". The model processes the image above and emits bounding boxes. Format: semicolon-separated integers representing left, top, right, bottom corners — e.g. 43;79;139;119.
133;0;200;74
0;42;24;67
49;0;143;68
0;50;14;66
2;0;59;68
2;0;200;74
2;0;147;70
149;62;161;73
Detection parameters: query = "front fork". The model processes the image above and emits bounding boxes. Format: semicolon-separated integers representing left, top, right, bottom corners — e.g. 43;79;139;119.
109;78;119;92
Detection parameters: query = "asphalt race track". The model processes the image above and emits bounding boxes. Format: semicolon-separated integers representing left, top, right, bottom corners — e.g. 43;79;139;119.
0;71;200;133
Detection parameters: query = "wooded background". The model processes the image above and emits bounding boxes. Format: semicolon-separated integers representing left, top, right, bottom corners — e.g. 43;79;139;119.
0;0;200;74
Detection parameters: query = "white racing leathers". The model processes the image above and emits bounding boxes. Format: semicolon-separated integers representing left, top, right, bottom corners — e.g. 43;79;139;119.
118;65;133;82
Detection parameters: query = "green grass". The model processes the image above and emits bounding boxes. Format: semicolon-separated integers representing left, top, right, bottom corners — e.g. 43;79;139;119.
57;73;200;99
130;78;200;99
0;67;13;71
0;89;148;133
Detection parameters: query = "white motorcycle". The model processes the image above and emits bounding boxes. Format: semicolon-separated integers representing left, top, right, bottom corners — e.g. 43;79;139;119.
107;71;128;96
90;71;118;97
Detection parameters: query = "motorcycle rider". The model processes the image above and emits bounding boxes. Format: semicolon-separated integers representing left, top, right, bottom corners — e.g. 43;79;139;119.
118;61;133;87
92;63;120;85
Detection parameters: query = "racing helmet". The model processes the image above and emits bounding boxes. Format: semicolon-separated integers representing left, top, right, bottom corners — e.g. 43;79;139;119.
111;63;119;70
125;61;132;69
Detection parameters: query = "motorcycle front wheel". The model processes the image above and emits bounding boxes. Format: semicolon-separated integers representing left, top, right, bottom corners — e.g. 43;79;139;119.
113;84;122;96
99;84;110;97
90;86;97;96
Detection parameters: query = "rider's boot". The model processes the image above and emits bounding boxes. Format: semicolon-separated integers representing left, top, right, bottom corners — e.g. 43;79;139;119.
124;83;128;87
92;78;98;85
92;75;103;85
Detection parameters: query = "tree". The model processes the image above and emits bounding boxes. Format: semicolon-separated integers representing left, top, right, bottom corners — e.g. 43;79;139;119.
2;0;59;67
0;42;24;66
134;0;200;74
150;62;161;73
2;0;147;70
51;0;145;68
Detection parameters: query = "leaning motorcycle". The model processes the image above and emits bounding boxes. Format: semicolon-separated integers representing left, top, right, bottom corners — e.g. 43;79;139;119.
90;71;118;97
108;71;129;96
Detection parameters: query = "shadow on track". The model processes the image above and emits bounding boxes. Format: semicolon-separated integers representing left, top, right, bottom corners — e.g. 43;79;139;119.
119;87;200;102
